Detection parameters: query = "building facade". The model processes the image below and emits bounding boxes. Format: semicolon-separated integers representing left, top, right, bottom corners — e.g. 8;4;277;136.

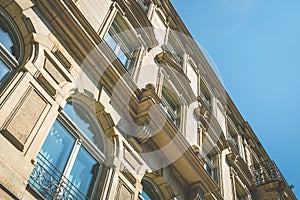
0;0;296;199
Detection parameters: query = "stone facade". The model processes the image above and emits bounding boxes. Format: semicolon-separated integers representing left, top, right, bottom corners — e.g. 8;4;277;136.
0;0;296;200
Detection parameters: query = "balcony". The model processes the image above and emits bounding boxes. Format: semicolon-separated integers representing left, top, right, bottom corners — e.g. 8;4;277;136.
28;153;89;200
251;160;297;200
251;160;283;186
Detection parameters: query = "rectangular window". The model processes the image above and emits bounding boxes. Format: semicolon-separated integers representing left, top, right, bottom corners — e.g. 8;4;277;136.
227;118;239;153
160;86;180;126
202;134;219;184
166;30;185;68
104;14;139;73
200;78;211;110
204;153;219;184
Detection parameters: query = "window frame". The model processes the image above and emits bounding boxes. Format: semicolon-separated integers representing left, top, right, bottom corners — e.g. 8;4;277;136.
103;12;143;75
227;117;240;153
199;78;212;110
202;132;220;184
204;152;219;184
159;81;182;127
29;99;106;199
0;7;23;86
165;29;186;70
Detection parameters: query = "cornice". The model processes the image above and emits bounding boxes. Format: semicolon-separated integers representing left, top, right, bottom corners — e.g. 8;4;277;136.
226;150;254;189
156;51;195;104
115;0;158;48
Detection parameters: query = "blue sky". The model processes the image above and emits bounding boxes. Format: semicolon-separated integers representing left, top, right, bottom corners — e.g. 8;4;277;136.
171;0;300;197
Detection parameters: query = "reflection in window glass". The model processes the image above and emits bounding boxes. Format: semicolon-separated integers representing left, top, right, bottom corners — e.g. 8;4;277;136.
64;102;103;149
0;14;18;82
105;31;133;70
104;14;137;72
141;190;152;200
0;17;16;58
29;118;103;199
160;86;180;126
0;59;9;81
29;120;77;199
40;120;76;172
69;147;101;198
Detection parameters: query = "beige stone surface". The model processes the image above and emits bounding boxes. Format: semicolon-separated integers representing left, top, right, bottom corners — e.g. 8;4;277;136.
0;159;26;199
6;89;47;145
118;184;133;200
0;187;15;200
44;58;67;84
0;0;296;200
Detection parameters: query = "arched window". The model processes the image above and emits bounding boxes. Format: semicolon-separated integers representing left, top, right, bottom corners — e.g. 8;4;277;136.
0;7;22;84
141;179;164;200
64;101;105;151
29;99;106;200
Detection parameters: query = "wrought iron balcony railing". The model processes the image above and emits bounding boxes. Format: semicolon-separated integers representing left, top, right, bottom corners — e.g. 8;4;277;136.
251;160;284;186
28;153;89;200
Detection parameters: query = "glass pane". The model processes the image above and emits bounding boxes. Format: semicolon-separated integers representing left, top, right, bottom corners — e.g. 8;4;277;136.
105;33;133;71
68;147;101;199
64;102;103;149
28;120;76;199
40;120;76;172
141;190;152;200
105;32;117;51
117;48;132;70
0;18;16;58
162;88;178;113
0;59;9;81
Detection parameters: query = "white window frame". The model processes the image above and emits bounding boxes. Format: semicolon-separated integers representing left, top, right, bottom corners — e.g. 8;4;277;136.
103;12;144;76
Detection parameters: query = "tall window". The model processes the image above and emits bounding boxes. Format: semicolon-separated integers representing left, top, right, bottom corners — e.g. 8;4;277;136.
29;100;105;200
235;182;247;200
166;30;185;68
227;119;239;153
204;153;219;184
200;78;211;110
0;9;20;84
104;14;139;73
160;85;181;126
202;134;219;184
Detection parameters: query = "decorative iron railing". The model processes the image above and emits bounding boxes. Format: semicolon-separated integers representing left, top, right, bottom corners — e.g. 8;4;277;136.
28;153;89;200
251;160;284;186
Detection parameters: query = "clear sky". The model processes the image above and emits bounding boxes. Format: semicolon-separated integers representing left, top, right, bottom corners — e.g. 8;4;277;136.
171;0;300;197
